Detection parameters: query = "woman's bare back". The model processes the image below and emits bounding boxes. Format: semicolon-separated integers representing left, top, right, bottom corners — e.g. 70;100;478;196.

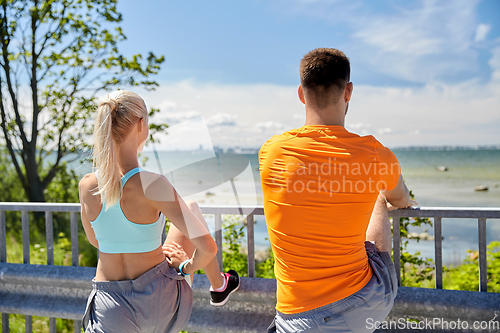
79;172;166;281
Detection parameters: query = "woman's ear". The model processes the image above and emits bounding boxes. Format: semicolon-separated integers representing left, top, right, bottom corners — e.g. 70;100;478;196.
138;117;145;132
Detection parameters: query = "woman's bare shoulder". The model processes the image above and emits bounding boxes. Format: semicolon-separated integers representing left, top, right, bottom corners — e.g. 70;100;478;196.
79;173;99;198
135;171;177;202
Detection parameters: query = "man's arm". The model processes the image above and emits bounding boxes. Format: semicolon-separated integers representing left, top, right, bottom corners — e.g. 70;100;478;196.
382;174;417;209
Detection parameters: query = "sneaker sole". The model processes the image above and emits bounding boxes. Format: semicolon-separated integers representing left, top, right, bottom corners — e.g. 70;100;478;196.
209;280;240;307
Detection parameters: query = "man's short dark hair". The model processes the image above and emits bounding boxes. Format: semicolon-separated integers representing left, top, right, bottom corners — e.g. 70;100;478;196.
300;48;350;107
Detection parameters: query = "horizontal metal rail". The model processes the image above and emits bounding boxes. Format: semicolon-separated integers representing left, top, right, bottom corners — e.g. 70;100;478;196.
1;203;499;332
1;262;499;333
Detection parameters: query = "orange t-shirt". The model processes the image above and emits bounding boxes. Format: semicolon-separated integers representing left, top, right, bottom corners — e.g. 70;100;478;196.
259;125;400;314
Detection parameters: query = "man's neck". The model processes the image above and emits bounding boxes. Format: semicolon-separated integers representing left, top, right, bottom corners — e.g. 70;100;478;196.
304;105;345;126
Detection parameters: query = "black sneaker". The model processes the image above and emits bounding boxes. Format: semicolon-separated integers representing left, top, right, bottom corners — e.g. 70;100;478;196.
210;270;240;306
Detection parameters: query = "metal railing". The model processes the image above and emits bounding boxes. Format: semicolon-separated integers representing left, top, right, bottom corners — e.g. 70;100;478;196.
1;203;500;333
390;207;500;292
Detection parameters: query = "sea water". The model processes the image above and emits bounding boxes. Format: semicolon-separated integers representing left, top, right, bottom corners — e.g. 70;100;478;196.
73;147;500;265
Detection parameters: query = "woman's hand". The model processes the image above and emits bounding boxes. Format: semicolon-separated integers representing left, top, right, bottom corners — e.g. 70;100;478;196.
162;241;190;271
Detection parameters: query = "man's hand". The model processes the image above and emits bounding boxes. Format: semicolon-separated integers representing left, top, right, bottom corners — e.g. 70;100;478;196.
386;198;418;211
162;241;190;271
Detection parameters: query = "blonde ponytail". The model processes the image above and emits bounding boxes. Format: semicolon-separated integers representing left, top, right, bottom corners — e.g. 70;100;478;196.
92;90;148;209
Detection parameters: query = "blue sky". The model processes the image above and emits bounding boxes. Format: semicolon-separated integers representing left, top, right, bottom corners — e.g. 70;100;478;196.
114;0;500;149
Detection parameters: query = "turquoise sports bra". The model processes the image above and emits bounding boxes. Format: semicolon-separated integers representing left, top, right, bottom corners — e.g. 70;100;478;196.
90;167;165;254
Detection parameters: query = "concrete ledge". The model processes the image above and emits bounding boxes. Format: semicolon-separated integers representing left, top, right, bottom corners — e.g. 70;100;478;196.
1;263;499;332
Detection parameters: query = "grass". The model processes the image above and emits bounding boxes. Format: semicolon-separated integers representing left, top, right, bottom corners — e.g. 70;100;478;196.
0;316;82;333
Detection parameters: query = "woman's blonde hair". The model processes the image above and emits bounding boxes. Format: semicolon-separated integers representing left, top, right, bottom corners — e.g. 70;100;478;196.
93;90;148;208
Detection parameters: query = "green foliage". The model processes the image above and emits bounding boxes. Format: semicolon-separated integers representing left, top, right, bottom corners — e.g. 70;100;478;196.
222;215;249;277
256;244;276;279
44;162;80;204
393;191;500;292
5;230;96;268
443;241;500;292
395;190;436;287
399;251;435;287
219;215;275;279
0;315;81;333
0;149;25;202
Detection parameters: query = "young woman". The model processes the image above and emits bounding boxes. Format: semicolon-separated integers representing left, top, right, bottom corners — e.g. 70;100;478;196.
79;90;239;333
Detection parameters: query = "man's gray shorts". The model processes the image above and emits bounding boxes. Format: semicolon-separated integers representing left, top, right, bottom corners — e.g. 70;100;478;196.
82;260;193;333
268;241;398;333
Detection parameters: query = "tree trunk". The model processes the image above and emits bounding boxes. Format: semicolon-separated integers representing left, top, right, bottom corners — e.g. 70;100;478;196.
24;145;45;203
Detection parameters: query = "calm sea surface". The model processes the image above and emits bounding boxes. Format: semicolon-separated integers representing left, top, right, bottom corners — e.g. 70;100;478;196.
73;148;500;265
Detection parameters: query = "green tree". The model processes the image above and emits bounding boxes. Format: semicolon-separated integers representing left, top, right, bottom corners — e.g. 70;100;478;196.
0;0;166;203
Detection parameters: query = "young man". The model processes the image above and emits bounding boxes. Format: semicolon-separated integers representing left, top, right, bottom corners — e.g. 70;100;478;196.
259;48;416;333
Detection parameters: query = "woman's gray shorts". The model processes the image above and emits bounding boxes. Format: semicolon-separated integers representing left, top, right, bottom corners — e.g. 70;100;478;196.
268;241;398;333
82;260;193;333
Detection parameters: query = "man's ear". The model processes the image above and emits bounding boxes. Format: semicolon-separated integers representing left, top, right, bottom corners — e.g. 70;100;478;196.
344;82;353;103
298;85;306;104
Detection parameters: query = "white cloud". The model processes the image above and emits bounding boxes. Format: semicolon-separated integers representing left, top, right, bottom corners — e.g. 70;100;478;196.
350;1;479;83
347;122;371;129
292;113;305;121
161;110;201;125
346;122;372;135
377;127;393;135
489;46;500;82
474;24;491;42
206;113;238;126
348;79;500;146
152;116;216;153
254;121;286;132
273;0;482;83
155;100;177;112
138;81;303;148
136;73;499;149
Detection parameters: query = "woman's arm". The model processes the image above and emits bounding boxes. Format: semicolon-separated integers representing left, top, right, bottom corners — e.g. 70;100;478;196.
79;175;99;249
147;174;217;274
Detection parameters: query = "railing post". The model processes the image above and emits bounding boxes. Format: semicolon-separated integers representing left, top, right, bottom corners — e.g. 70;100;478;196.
46;211;54;265
21;211;33;332
1;212;8;332
46;211;57;333
25;316;32;333
247;214;255;277
74;320;81;333
0;211;6;263
1;314;8;333
22;211;30;264
478;218;487;292
215;214;223;271
392;216;401;286
70;212;79;266
434;217;443;289
49;318;56;333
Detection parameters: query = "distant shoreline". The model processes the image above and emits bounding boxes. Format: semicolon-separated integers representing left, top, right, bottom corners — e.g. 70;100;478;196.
142;144;500;154
390;145;500;151
5;145;499;156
